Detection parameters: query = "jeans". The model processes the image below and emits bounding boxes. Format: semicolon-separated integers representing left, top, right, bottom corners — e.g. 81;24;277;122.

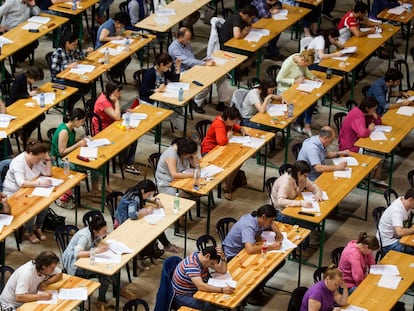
174;294;218;310
266;35;281;57
25;208;49;232
76;268;118;301
382;241;414;255
296;104;316;126
97;0;114;17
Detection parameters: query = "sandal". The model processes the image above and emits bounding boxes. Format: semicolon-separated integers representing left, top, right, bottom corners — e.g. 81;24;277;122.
225;193;233;201
34;229;47;241
24;232;40;244
124;165;141;175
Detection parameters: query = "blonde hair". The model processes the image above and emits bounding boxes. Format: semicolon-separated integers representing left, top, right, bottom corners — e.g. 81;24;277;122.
300;49;315;64
323;264;342;280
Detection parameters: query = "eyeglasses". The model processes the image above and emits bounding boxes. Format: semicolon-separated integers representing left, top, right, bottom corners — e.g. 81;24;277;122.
70;41;78;46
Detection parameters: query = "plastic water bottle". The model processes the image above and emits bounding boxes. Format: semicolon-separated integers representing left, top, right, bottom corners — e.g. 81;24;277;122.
63;157;70;175
39;93;45;108
104;48;110;64
124;112;131;130
326;67;332;79
193;165;200;190
261;242;267;258
288;103;294;118
90;246;96;265
72;0;76;10
173;192;180;215
178;88;184;101
125;37;130;51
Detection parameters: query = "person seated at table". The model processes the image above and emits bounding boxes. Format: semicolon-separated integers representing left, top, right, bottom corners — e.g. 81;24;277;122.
96;12;131;82
276;49;323;137
200;107;247;200
367;68;413;116
369;0;401;23
51;108;100;197
300;264;349;311
0;0;40;65
240;77;286;129
338;232;379;294
297;126;349;181
172;246;233;310
377;188;414;255
116;180;182;261
127;0;147;26
298;1;321;37
95;0;114;24
3;140;52;244
337;2;380;43
93;81;139;177
0;251;62;310
8;66;46;145
62;215;117;310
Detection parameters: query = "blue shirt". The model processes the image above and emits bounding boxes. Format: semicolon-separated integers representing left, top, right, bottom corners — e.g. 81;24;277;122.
168;39;204;72
96;18;115;48
297;135;326;181
367;77;389;116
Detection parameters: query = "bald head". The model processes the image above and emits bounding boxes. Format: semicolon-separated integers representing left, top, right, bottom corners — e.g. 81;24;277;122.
319;126;336;147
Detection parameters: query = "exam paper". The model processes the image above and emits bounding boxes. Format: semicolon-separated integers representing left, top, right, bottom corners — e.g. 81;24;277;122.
332;156;359;166
32;186;54;197
333;168;352;178
33;92;56;105
0;114;16;122
387;6;406;15
370;131;387;141
272;9;288;20
396;106;414;116
301;201;320;213
302;191;329;201
38;177;64;187
28;16;51;24
374;125;392;133
229;136;265;149
58;288;88;300
244;28;270;42
152;208;166;216
367;33;382;38
341;305;368;311
267;232;297;252
80;147;98;158
332;56;349;61
378;274;402;289
370;264;400;275
0;122;9;128
200;165;224;178
156;9;176;16
95;250;121;263
154;16;170;24
143;214;164;224
22;22;42;30
208;272;237;288
0;36;13;45
122;119;140;128
37;291;58;304
131;113;148;120
297;79;322;93
106;239;133;254
167;82;190;91
340;46;357;54
111;38;134;45
0;131;6;138
397;95;414;103
267;103;287;116
0;214;13;227
211;57;227;65
87;138;111;148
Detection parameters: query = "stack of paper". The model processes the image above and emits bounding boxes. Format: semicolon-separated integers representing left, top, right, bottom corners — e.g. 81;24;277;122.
396;106;414;116
80;147;98;158
0;36;13;45
370;264;402;289
370;264;400;275
296;79;322;93
28;16;51;24
106;239;133;254
370;131;387;141
267;232;297;252
22;22;42;30
38;177;64;186
32;186;54;197
397;95;414;103
267;103;287;116
200;165;224;178
0;114;17;128
0;214;14;233
155;9;176;16
340;46;357;54
95;250;122;263
163;82;190;98
229;136;265;148
374;125;392;133
272;9;288;20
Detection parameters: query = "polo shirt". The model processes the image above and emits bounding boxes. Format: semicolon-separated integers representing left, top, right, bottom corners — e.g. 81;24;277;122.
297;135;326;181
172;252;208;295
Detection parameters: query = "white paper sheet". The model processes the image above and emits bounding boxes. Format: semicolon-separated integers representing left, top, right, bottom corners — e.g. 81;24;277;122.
374;125;392;133
272;9;288;20
154;16;170;24
122;119;140;128
340;46;357;54
0;36;13;45
80;147;98;158
0;121;10;128
143;214;164;224
95;250;121;263
261;231;276;243
332;56;349;61
378;274;402;289
37;291;58;304
229;136;265;149
387;6;406;15
178;0;193;2
0;214;13;227
0;131;7;137
208;272;237;288
267;103;287;116
28;16;51;24
396;106;414;116
370;131;387;141
0;114;16;122
367;33;382;38
267;232;297;252
22;22;42;30
58;288;88;300
341;305;368;311
244;28;269;42
130;113;148;120
111;38;134;45
332;156;359;166
370;264;400;275
297;79;322;93
397;95;414;103
211;57;227;65
32;92;56;105
87;138;111;148
152;208;166;216
167;82;190;91
106;239;133;254
301;201;320;212
155;9;176;16
302;191;329;201
32;186;54;197
200;165;224;178
38;177;64;187
334;168;352;178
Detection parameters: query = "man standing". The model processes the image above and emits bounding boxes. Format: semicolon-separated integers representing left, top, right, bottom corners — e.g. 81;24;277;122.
367;68;413;116
172;246;233;310
377;188;414;254
297;126;349;181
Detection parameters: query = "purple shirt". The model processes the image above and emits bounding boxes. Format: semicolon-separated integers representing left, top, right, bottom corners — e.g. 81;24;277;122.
300;281;334;311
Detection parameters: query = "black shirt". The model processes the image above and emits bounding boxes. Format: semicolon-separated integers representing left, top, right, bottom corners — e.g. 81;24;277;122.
218;13;247;49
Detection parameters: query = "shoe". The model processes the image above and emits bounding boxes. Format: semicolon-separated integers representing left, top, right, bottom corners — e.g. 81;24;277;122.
193;104;206;114
124;165;141;175
224;192;233;201
216;102;226;112
34;229;47;241
24;233;40;244
372;179;389;187
247;290;266;306
164;244;183;253
303;128;312;138
322;12;335;21
136;258;150;271
293;124;303;134
120;287;139;300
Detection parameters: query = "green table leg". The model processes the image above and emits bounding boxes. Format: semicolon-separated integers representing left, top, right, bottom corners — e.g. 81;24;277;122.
388;151;394;189
114;271;121;311
350;70;356;100
284;125;291;164
100;164;107;212
365;170;372;221
256;49;262;79
318;220;325;268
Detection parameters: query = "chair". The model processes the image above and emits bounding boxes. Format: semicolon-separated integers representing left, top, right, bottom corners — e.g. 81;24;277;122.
132;69;147;94
105;191;124;224
266;64;281;80
119;1;128;13
287;286;308;311
333;112;347;136
54;225;79;272
147;152;161;184
408;169;414;187
330;246;344;266
300;36;313;51
82;210;105;227
0;266;14;292
154;256;182;311
361;84;371;97
345;99;358;112
265;177;277;204
372;206;387;262
196;234;217;251
383;188;398;206
291;143;302;160
45;52;53;74
215;217;237;242
46;128;56;142
123;298;150;311
313;266;327;283
84;98;96;114
247;77;260;89
394;59;411;91
195;119;212;142
279;163;292;176
0;78;14;105
87;26;99;49
230;89;249;112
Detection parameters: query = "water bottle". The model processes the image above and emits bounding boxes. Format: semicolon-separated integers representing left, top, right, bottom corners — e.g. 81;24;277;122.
261;241;268;259
125;37;130;52
124;112;131;130
72;0;76;10
193;165;200;190
288;103;294;118
63;157;70;175
90;245;96;265
326;67;332;80
39;93;45;108
104;48;110;64
173;192;180;215
178;87;184;101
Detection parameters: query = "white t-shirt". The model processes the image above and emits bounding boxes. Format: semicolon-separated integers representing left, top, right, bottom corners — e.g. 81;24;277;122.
307;35;325;64
240;89;261;119
378;197;410;247
0;261;61;309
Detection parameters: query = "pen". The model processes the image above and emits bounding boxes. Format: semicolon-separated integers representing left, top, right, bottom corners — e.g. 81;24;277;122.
57;5;70;9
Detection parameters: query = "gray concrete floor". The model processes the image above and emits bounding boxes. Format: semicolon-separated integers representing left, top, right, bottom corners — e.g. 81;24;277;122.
2;0;414;310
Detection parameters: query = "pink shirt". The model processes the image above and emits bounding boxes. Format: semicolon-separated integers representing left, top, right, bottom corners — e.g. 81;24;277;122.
93;93;116;134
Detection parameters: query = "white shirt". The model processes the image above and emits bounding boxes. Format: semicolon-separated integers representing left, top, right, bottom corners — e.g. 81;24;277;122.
240;88;261;119
307;35;325;64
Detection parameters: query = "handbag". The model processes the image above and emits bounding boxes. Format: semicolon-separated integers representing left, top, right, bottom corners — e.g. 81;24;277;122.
42;208;66;231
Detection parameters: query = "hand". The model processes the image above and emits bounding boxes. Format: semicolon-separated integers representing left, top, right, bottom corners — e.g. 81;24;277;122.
29;90;38;96
295;77;305;84
109;94;119;103
265;94;274;103
27;0;36;6
205;59;215;66
86;47;94;53
38;179;52;187
227;130;233;139
38;281;48;291
268;240;282;250
0;25;8;32
339;150;350;157
175;58;182;68
301;200;313;208
314;192;323;202
38;292;52;300
77;139;87;147
95;245;109;254
240;128;248;136
68;62;78;69
215;247;225;259
335;51;344;57
368;122;376;131
155;198;163;208
336;161;347;170
222;285;234;294
157;84;166;92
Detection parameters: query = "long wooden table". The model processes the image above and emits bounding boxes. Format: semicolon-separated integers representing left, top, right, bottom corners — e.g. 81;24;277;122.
193;222;311;309
319;24;400;99
75;193;195;311
282;152;381;267
66;104;173;210
250;70;343;163
150;50;247;136
347;250;414;311
17;273;100;311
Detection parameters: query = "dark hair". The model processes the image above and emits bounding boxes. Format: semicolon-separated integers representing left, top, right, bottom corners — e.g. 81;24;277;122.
323;264;342;280
60;31;79;49
113;12;130;26
239;4;259;17
357;232;379;250
354;2;369;13
155;53;173;66
26;66;44;81
259;78;277;100
124;179;157;208
290;160;311;185
315;27;340;49
26;140;49;155
34;251;60;272
251;204;276;218
104;80;123;102
202;246;221;262
63;108;86;123
404;188;414;200
177;27;191;39
89;215;107;241
171;137;197;157
222;106;241;121
358;96;378;113
384;68;403;82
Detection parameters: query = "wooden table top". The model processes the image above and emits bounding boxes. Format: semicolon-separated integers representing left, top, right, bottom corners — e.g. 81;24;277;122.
318;24;400;72
377;6;414;24
0;167;85;242
150;50;247;106
400;234;414;247
250;71;343;130
194;222;311;309
354;106;414;154
49;0;99;15
178;307;200;311
1;82;78;138
170;128;275;195
75;193;195;276
295;0;322;6
57;31;156;84
224;4;311;53
347;250;414;311
135;0;211;32
66;103;172;169
0;14;69;62
17;273;100;311
282;152;381;224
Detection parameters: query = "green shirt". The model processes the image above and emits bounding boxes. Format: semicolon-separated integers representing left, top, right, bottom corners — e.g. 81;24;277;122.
51;123;76;161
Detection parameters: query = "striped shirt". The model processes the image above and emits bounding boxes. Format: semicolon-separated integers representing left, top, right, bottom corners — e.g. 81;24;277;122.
172;252;209;295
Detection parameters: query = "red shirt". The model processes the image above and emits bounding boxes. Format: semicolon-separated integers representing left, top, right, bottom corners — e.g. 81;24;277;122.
93;93;115;134
337;11;359;30
201;115;241;154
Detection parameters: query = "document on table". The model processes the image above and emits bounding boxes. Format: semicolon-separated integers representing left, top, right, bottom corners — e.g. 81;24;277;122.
244;28;270;42
143;214;164;224
69;64;96;74
106;239;133;254
208;272;237;288
370;131;387;141
387;5;406;15
211;56;227;65
0;214;14;227
28;16;51;24
301;201;320;213
22;22;42;30
374;125;392;133
267;232;297;252
155;9;176;16
397;95;414;103
33;92;56;105
38;176;64;187
32;186;54;197
396;106;414;116
302;191;329;201
122;118;140;128
297;79;322;93
0;131;6;138
333;168;352;178
154;16;170;24
272;9;288;20
80;147;98;158
0;36;13;45
0;114;17;128
229;136;265;149
332;56;349;61
95;250;122;263
58;288;88;300
332;156;359;166
367;33;382;38
152;208;166;216
87;138;111;148
341;305;368;311
111;38;134;45
267;103;287;116
200;165;224;178
131;113;148;120
340;46;357;54
37;291;58;304
378;274;402;289
370;264;400;275
167;82;190;90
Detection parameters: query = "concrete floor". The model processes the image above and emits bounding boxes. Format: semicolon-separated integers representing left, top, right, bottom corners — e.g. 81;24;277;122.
2;0;414;310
